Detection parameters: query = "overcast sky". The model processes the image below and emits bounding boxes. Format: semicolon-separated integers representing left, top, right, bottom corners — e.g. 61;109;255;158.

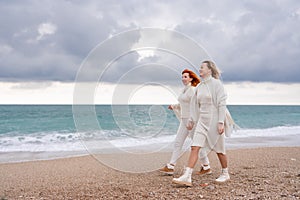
1;0;300;83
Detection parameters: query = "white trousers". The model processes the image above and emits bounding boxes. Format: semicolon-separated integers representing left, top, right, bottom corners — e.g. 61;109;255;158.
169;118;210;165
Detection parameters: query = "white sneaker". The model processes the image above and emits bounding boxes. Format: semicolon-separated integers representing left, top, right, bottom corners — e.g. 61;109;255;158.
172;167;193;187
216;172;230;183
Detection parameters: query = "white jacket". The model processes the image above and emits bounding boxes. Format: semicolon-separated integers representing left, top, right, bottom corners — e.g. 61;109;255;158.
189;76;236;137
172;83;195;119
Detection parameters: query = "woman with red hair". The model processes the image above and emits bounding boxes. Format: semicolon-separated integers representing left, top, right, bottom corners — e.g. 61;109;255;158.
173;61;230;187
159;69;211;176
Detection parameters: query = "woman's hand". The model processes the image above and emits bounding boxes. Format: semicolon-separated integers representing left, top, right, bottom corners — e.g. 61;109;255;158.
168;105;173;110
218;123;225;134
186;120;194;130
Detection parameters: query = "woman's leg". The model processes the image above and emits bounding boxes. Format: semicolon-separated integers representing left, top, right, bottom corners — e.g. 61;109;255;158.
169;119;190;165
216;153;230;182
197;148;212;175
188;146;201;168
217;153;227;168
160;119;189;174
172;146;200;186
199;148;210;166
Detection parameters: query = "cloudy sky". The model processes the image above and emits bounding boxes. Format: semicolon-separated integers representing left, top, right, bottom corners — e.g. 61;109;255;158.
1;0;300;104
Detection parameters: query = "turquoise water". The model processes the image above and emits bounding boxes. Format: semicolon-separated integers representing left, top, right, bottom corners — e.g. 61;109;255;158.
1;105;300;134
0;105;299;154
227;105;300;129
0;105;75;134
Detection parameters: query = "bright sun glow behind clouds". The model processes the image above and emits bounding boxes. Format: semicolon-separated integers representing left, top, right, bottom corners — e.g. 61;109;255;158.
1;81;300;105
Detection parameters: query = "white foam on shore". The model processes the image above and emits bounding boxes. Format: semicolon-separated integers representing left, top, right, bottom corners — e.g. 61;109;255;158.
0;126;299;163
230;125;300;138
1;126;299;152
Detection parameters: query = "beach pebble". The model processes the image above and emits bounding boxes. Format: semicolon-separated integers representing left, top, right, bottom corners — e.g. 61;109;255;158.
200;183;209;187
206;185;215;190
2;146;300;199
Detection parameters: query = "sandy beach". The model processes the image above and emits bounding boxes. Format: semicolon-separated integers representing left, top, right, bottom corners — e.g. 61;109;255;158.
1;147;299;199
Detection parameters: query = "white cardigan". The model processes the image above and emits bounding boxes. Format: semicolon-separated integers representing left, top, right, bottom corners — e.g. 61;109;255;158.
189;76;238;137
172;83;195;119
190;76;227;123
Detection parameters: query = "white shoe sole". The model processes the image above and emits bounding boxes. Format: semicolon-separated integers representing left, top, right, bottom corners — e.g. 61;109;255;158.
172;179;192;187
215;178;230;183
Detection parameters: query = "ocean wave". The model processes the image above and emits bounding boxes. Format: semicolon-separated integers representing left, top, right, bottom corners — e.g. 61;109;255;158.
0;125;299;152
231;125;300;138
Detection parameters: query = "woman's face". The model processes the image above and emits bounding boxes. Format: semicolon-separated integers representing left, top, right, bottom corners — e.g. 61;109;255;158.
199;63;211;78
181;72;193;85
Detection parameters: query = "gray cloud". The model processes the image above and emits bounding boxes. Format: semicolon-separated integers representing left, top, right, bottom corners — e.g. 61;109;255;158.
175;0;300;82
0;0;299;83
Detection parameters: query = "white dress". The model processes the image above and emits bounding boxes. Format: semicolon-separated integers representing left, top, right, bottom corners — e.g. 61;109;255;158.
190;76;227;154
169;83;209;165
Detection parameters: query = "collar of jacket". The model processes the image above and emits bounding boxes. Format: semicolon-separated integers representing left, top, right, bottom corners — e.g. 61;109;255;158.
183;82;192;93
201;75;212;83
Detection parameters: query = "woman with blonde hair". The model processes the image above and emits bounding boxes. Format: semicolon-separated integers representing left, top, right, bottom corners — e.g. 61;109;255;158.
172;61;230;186
160;69;211;176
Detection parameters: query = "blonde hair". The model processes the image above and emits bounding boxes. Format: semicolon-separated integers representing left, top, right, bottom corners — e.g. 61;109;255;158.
202;60;221;79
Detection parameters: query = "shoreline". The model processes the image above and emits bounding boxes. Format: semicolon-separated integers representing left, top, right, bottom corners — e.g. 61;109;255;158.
1;146;299;199
1;133;299;164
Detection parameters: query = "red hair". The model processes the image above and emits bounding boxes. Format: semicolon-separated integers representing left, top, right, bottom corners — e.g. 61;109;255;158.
182;69;201;86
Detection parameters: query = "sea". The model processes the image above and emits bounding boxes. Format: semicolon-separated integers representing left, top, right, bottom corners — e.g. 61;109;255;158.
0;105;300;163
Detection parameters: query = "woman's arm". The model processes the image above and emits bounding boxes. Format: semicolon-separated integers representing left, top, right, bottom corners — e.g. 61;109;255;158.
215;80;227;124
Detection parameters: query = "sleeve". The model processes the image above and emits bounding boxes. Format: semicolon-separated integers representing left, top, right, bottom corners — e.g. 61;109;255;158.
186;86;195;100
189;86;200;122
172;104;181;120
215;80;227;123
171;103;180;110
